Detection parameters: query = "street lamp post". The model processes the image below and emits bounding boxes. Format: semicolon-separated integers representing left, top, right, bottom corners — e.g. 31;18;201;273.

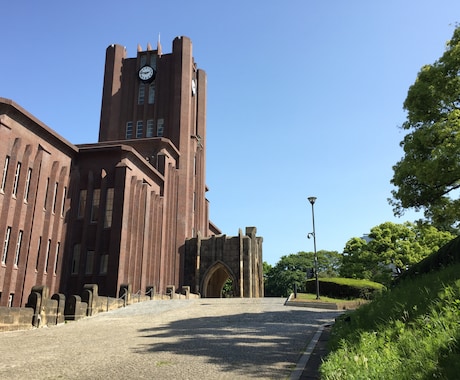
307;196;320;299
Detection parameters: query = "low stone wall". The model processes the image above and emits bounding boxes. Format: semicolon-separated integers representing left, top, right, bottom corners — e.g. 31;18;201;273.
1;284;201;332
0;307;34;332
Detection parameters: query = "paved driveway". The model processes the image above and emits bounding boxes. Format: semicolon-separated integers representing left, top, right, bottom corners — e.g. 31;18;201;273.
0;298;342;379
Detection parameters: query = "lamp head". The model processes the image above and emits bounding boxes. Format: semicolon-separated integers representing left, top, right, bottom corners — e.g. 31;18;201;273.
308;196;317;205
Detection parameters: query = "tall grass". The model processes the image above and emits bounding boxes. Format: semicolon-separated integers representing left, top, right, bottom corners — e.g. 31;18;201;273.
320;262;460;379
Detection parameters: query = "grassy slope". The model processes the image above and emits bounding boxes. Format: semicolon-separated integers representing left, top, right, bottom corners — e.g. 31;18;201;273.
320;262;460;379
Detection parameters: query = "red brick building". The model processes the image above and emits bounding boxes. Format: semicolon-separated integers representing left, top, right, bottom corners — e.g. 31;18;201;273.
0;36;220;306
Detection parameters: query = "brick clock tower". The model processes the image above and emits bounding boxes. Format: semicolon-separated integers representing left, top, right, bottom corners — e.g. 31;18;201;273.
99;36;209;243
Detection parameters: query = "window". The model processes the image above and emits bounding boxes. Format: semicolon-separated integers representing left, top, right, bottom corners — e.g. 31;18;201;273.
7;294;13;308
148;83;155;104
126;122;133;139
150;54;156;69
100;254;108;274
146;120;154;137
85;250;94;274
104;188;114;228
71;244;80;275
157;119;164;137
1;156;9;192
138;84;145;105
136;121;143;138
44;239;51;273
35;237;42;271
14;230;23;266
43;178;50;210
91;189;100;223
61;186;67;216
140;55;147;66
12;162;21;196
78;190;87;218
2;226;11;264
54;242;60;274
52;182;58;213
24;168;32;201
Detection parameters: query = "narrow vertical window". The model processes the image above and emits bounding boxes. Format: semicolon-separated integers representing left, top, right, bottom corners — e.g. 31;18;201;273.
136;121;143;138
52;182;58;213
43;178;50;210
78;190;87;218
61;186;67;216
104;188;114;228
14;230;23;266
146;119;154;137
44;239;51;273
157;119;164;137
12;162;21;196
85;250;94;274
53;242;60;274
7;294;13;308
126;122;133;139
91;189;100;223
100;254;108;274
71;244;80;275
138;84;145;105
150;55;156;69
148;83;155;104
2;226;11;264
1;156;9;191
35;237;42;271
24;168;32;201
140;55;147;67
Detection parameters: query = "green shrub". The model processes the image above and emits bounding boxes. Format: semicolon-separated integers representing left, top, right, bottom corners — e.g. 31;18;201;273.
305;277;384;300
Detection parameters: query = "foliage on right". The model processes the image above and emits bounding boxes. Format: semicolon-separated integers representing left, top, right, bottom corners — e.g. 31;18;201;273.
340;221;453;285
390;26;460;233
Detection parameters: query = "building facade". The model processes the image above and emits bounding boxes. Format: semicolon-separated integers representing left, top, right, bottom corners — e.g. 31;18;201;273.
0;36;262;307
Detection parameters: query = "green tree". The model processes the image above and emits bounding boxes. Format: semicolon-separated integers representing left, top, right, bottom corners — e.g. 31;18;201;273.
340;222;454;285
390;26;460;232
264;250;341;297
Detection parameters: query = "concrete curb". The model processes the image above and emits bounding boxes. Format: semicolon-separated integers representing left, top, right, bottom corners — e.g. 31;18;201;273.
289;324;328;380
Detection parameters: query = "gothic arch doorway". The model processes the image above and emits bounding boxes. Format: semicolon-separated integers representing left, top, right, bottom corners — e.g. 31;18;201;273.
201;261;237;298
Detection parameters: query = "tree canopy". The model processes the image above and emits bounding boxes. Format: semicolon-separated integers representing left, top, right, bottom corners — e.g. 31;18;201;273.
390;26;460;232
340;221;454;285
264;250;341;297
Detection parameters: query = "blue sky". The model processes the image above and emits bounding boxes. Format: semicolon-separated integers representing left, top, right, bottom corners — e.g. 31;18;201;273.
1;1;459;265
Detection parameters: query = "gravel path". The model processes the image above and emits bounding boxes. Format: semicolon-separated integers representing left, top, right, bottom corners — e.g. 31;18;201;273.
0;298;342;379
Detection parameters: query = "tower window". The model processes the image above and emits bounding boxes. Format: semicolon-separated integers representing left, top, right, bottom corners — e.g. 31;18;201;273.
44;239;51;273
12;162;21;196
140;55;147;67
24;168;32;201
91;189;100;223
126;122;133;139
157;119;164;137
14;230;23;267
138;84;145;105
52;182;58;214
148;83;155;104
2;226;11;264
136;121;143;138
146;120;154;137
1;156;9;192
78;190;87;218
104;188;114;228
71;244;80;275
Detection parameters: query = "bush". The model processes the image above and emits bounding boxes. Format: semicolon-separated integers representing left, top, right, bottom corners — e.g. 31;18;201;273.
305;277;384;300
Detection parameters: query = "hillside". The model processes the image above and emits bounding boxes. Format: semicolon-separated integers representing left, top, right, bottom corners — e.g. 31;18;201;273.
320;239;460;379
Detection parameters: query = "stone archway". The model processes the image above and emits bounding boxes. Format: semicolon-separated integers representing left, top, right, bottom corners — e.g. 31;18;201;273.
201;261;236;298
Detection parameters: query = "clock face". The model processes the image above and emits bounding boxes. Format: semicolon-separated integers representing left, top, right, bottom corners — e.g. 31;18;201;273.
138;66;155;81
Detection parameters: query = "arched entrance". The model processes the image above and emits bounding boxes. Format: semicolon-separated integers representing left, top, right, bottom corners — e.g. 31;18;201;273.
201;261;237;298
